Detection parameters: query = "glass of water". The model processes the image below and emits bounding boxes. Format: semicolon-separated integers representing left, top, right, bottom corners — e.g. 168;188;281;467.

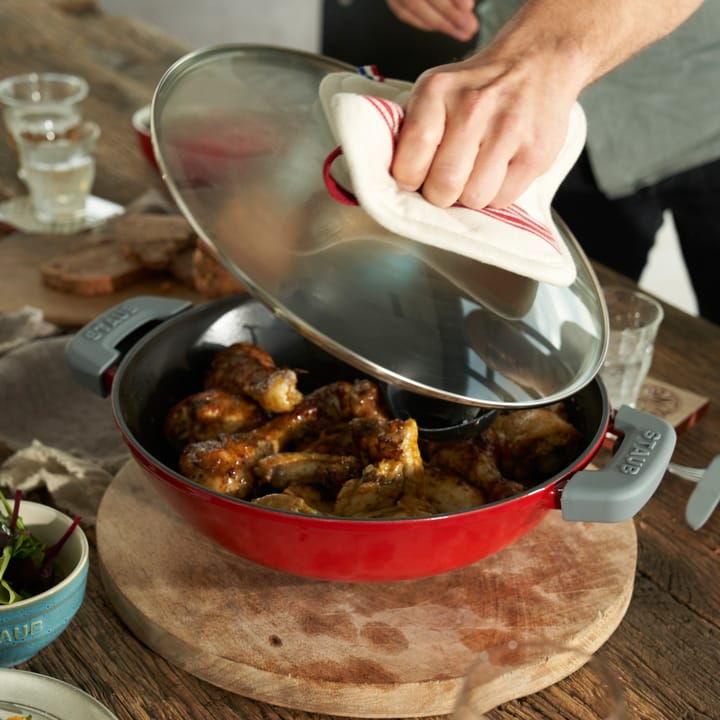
16;120;100;225
0;72;88;153
599;286;664;409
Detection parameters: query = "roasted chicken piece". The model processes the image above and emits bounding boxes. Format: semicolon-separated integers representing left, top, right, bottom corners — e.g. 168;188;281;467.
493;407;582;484
283;483;335;514
296;378;391;425
422;465;487;513
350;416;420;465
297;423;356;455
252;492;320;515
164;388;266;449
178;380;376;499
422;429;503;491
422;425;539;503
330;416;427;516
170;340;585;518
178;436;275;498
334;459;406;517
204;342;303;414
346;378;391;420
253;452;362;493
178;399;320;498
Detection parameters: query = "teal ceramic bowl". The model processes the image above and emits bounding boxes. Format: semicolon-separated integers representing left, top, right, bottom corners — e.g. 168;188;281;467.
0;501;89;667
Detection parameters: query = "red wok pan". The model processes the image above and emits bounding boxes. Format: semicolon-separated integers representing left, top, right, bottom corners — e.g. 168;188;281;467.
67;295;676;582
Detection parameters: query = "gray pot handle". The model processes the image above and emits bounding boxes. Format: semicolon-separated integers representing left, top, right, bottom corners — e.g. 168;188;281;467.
561;405;676;522
65;296;193;397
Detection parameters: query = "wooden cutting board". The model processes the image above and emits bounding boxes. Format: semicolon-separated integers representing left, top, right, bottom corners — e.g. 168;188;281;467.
97;460;637;718
0;232;206;327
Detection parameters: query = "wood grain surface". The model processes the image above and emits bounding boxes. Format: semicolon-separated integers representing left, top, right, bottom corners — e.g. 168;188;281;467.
96;460;637;718
0;231;207;327
0;2;186;209
0;0;199;325
4;4;719;719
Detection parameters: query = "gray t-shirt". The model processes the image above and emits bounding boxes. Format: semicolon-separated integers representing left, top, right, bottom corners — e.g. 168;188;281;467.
476;1;720;197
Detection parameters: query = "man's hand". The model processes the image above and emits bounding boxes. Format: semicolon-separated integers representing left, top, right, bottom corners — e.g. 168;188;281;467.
386;0;479;41
388;0;703;210
392;45;583;209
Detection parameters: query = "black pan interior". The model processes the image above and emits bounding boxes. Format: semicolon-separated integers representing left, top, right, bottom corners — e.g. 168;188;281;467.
113;296;609;476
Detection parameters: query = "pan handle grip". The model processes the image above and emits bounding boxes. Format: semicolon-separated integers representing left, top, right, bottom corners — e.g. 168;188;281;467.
65;295;193;397
561;405;676;522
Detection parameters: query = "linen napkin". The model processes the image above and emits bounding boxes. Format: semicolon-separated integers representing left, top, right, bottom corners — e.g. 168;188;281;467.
319;68;587;287
0;305;58;355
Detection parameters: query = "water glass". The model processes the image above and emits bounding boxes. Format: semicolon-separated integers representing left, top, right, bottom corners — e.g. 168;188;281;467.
453;640;626;719
16;120;100;225
600;286;664;409
0;72;88;152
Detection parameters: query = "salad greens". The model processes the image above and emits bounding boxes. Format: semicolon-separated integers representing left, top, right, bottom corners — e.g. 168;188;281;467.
0;490;81;604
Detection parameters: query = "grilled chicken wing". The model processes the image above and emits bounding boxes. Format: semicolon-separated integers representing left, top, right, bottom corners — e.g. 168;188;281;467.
178;380;368;498
253;452;362;492
252;492;321;514
164;388;266;449
422;465;486;513
422;426;531;502
178;398;320;497
178;436;275;498
422;429;503;491
493;407;582;484
170;342;584;518
294;379;388;453
297;423;356;455
204;342;303;413
334;459;406;517
349;417;425;498
347;378;391;420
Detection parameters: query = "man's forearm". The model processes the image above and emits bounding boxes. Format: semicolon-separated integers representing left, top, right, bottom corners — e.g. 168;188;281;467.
389;0;705;209
492;0;704;89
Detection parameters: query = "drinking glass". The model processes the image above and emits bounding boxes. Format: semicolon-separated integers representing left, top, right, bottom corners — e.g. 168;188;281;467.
16;120;100;225
0;72;88;153
600;286;664;409
453;640;626;719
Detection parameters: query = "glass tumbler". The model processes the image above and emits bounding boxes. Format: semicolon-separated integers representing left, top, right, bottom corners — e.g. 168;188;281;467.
600;286;664;409
16;120;100;225
0;72;88;155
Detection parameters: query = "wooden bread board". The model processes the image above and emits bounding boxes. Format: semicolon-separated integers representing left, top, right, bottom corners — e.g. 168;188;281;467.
0;232;207;327
97;460;638;718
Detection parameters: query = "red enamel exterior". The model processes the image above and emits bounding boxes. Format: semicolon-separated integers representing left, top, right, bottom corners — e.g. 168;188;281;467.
104;295;611;583
119;419;605;583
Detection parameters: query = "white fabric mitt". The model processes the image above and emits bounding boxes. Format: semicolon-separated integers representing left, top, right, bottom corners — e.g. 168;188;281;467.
319;68;587;287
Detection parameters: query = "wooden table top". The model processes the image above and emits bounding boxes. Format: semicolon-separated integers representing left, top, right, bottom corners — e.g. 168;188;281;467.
1;2;718;718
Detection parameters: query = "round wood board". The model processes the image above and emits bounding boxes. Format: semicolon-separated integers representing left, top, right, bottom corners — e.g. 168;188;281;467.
97;460;637;718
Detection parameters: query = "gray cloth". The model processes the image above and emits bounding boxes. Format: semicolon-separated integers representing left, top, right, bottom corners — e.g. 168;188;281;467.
0;335;128;472
0;333;130;523
476;1;720;197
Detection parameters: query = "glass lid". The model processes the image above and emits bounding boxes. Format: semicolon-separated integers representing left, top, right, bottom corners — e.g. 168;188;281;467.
152;45;609;409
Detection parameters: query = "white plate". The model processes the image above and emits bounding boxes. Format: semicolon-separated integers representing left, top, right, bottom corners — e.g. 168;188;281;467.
0;669;118;720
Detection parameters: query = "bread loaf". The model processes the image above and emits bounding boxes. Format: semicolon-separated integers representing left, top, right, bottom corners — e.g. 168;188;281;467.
40;240;150;296
113;213;196;269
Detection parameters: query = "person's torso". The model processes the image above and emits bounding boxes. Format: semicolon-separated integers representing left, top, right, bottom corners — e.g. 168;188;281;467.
476;0;720;196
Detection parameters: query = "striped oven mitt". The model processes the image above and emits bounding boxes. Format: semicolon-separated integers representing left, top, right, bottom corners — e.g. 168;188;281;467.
319;66;587;287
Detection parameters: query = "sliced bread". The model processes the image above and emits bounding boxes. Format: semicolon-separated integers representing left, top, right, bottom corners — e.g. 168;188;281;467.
40;240;150;296
113;213;196;270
